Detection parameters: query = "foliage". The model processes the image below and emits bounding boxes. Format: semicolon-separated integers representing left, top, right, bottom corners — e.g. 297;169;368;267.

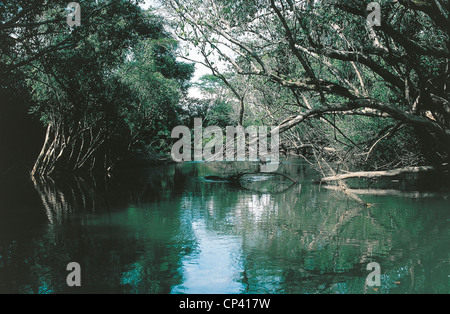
163;0;449;171
6;1;194;175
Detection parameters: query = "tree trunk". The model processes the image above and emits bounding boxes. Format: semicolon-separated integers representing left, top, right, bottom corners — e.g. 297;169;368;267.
239;97;245;126
31;124;53;177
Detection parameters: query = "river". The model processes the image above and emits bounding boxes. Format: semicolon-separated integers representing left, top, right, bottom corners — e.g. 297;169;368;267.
0;159;448;293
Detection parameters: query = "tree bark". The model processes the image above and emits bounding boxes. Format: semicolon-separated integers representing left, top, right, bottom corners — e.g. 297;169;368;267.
31;124;53;177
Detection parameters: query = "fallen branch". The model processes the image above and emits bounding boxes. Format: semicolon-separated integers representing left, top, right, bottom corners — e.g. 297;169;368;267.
321;165;436;183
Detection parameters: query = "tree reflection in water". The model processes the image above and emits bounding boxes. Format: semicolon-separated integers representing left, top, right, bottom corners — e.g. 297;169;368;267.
0;161;447;293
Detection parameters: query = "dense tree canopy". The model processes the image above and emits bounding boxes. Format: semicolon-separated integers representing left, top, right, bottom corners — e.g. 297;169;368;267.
1;0;448;178
164;0;449;172
1;0;194;176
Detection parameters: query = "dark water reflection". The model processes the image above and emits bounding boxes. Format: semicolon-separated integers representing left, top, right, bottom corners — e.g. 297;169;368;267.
0;160;448;294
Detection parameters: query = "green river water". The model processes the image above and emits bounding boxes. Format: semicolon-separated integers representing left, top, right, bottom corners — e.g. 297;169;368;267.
0;159;448;294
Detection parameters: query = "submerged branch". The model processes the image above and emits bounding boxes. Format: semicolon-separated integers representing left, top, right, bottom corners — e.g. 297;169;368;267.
322;185;448;198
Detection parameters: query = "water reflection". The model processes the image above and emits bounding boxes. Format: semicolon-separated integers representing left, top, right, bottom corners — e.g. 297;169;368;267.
0;160;448;294
171;220;245;294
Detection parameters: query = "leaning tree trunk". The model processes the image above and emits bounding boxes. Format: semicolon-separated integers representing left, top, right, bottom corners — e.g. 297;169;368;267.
31;124;53;177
